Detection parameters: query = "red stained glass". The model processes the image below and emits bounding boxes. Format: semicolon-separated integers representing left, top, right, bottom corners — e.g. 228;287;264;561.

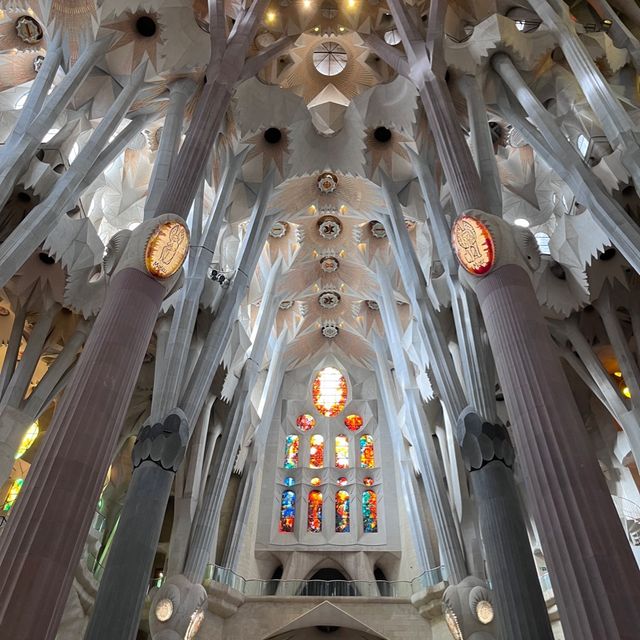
308;490;323;532
363;476;374;487
310;434;324;468
344;414;363;431
359;434;375;468
296;413;316;431
312;367;348;417
337;476;348;486
335;490;350;532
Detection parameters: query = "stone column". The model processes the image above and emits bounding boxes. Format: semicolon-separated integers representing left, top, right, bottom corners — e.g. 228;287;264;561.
84;412;189;640
144;79;196;220
460;412;554;640
475;261;640;640
0;216;187;640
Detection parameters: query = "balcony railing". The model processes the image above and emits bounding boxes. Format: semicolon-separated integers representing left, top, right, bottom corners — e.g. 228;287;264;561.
205;564;445;598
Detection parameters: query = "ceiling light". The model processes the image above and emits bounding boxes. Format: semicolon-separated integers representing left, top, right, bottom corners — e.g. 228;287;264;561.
514;218;530;227
266;10;277;23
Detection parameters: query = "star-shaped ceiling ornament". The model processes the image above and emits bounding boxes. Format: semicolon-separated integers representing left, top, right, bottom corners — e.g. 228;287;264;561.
280;33;380;103
101;9;163;74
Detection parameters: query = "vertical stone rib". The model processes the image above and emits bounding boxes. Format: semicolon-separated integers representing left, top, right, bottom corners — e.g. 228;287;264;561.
476;264;640;640
0;268;164;640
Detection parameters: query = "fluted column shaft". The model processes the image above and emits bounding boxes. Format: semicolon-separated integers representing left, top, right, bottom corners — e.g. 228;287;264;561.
470;461;554;640
85;413;188;640
476;264;640;640
0;268;164;640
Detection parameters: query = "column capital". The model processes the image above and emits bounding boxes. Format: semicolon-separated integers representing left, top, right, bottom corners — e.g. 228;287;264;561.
456;410;515;472
132;410;189;472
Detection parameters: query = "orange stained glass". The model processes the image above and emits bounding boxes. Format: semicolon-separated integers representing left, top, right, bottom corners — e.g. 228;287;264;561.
145;221;190;279
312;367;348;417
451;215;495;276
310;434;324;468
335;490;350;532
335;435;349;469
308;490;323;532
360;434;375;468
344;414;363;431
296;413;316;431
363;476;374;487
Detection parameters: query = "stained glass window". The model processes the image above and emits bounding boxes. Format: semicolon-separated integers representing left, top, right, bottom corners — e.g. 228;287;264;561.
312;367;348;417
335;435;349;469
15;422;38;459
363;489;378;532
3;478;24;512
296;413;316;431
360;434;375;468
337;476;348;486
335;490;350;532
284;476;295;487
308;490;323;532
284;435;299;468
279;490;296;532
344;414;363;431
363;476;374;487
310;434;324;468
310;477;321;486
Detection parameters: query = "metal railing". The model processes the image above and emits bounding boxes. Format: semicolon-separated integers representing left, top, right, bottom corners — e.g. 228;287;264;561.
205;564;445;598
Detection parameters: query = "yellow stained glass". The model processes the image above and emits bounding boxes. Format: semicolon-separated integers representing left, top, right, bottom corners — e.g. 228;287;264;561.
15;422;38;459
312;367;348;417
335;435;349;469
3;478;24;512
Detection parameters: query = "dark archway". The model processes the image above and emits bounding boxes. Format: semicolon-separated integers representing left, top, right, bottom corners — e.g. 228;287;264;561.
301;568;357;597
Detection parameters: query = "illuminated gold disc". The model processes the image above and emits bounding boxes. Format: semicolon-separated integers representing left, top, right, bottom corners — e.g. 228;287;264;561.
451;215;495;276
145;221;189;279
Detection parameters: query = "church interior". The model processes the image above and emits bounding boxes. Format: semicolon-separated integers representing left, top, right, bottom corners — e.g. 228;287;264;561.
1;0;640;638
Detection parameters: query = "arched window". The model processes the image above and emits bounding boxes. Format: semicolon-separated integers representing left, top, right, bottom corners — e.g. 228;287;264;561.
312;367;348;417
308;490;323;532
310;434;324;468
363;489;378;533
284;435;299;468
335;435;349;469
360;434;375;468
335;490;350;532
279;490;296;532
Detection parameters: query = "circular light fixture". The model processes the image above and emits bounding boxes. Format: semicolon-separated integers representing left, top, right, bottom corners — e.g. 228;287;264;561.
269;221;288;238
384;28;401;45
513;218;530;228
136;15;157;37
15;16;43;44
264;127;282;144
318;216;342;240
155;598;174;622
145;220;190;279
444;609;463;640
279;300;294;310
370;221;387;239
476;599;494;624
451;215;495;276
313;41;348;76
320;256;340;273
184;608;205;640
366;300;379;311
321;324;339;338
318;291;341;309
317;172;338;194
